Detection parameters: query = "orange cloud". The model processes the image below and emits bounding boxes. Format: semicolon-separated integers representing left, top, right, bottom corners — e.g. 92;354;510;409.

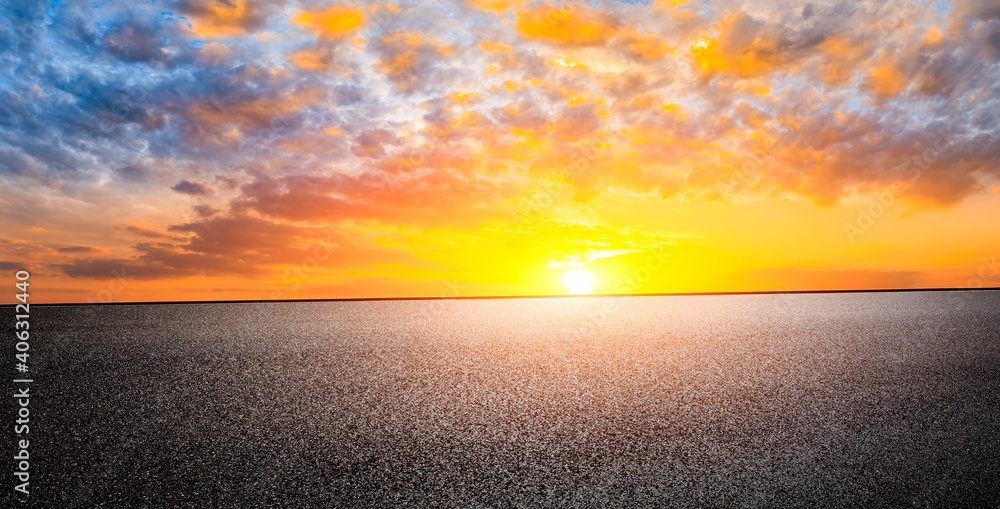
287;46;336;71
619;30;673;61
292;5;365;39
375;30;453;91
179;0;264;38
515;5;619;47
187;87;325;132
818;36;870;85
467;0;522;11
195;43;234;66
864;58;908;97
688;36;728;72
688;34;785;77
275;128;347;154
449;91;483;106
624;92;663;110
687;13;804;79
654;0;689;9
923;25;943;45
477;40;513;54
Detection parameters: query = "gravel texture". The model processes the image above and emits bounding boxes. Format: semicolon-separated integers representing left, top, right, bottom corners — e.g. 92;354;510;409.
4;291;1000;507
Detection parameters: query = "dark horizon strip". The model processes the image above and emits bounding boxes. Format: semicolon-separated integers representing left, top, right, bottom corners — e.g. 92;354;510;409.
6;286;1000;307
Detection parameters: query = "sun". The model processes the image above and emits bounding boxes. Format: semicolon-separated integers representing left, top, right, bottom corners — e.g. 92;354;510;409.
561;268;597;295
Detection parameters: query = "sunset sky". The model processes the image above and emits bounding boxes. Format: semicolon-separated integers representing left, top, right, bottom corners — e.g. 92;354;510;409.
1;0;999;303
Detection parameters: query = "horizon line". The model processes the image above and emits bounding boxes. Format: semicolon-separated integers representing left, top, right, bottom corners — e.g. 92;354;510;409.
6;286;1000;307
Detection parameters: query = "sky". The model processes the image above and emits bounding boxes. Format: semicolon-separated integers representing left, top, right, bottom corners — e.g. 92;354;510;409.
1;0;999;304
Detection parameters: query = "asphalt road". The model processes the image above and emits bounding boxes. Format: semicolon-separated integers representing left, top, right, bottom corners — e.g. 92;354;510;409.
5;292;1000;507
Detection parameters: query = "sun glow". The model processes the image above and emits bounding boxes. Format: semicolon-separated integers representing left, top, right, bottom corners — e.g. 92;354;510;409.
561;268;597;294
